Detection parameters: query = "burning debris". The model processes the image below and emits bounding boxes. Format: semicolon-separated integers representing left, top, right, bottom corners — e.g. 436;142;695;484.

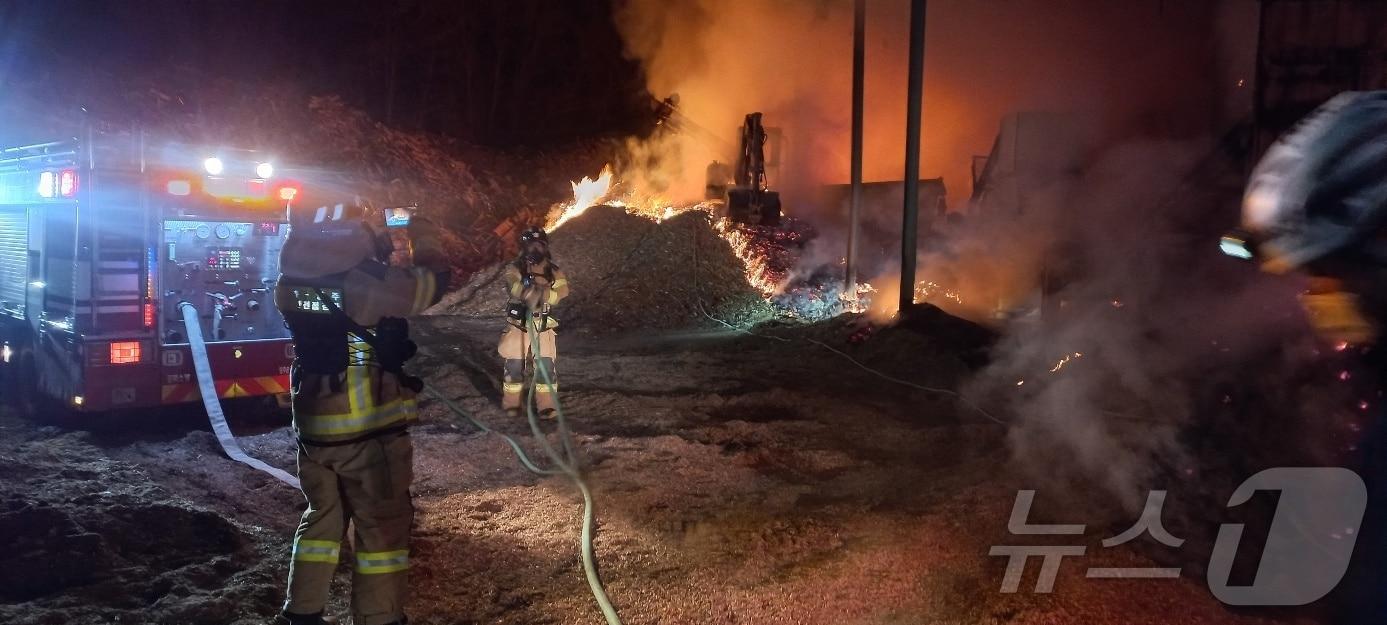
914;280;963;307
432;202;772;333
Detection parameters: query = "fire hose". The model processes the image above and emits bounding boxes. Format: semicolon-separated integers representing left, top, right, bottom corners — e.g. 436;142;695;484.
179;301;301;488
422;311;622;625
183;294;619;622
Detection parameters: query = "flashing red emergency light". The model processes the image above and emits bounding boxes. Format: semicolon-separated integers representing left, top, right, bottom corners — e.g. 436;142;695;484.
166;179;192;196
37;170;79;198
58;169;78;198
110;341;141;365
278;186;298;201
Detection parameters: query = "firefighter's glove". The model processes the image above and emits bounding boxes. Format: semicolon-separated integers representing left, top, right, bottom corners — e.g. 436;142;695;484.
1300;291;1378;345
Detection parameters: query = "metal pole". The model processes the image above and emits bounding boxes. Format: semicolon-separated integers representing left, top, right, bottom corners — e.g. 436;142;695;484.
900;0;927;313
846;0;865;295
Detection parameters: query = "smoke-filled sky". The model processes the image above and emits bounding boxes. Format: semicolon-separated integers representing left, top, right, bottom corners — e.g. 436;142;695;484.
614;0;1257;206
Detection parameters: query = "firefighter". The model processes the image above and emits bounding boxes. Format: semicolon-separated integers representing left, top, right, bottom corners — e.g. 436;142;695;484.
1225;91;1387;624
272;203;449;625
499;226;568;418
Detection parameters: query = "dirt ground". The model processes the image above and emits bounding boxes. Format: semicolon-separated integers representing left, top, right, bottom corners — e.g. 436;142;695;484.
0;310;1322;625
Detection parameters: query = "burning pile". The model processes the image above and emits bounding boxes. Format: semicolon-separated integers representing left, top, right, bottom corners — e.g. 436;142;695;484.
434;164;883;330
543;165;800;297
431;202;773;333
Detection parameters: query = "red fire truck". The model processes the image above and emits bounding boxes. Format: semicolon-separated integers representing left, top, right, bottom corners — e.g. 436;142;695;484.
0;135;304;413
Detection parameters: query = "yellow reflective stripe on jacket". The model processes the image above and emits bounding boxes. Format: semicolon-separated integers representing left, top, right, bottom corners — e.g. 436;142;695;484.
502;382;524;394
546;287;563;305
356;549;410;574
297;398;414;437
293;539;341;564
411;267;437;313
346;343;372;415
534;383;558;393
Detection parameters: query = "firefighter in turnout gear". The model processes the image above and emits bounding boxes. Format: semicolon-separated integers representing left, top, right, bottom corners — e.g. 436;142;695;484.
1226;92;1387;625
499;226;568;417
272;202;448;625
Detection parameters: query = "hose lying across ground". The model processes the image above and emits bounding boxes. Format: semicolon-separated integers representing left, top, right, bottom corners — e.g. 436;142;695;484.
180;301;302;488
422;311;623;625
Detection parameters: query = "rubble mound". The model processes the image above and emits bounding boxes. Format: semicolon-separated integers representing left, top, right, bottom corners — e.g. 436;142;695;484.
430;205;773;333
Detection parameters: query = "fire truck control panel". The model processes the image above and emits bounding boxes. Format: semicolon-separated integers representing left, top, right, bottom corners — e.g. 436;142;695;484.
161;219;290;344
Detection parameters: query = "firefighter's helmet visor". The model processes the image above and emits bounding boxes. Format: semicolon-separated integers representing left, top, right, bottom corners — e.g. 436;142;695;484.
1219;229;1258;261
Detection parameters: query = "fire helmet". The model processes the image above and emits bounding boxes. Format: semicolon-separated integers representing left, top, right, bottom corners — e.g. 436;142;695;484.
519;226;549;246
1231;91;1387;273
281;202;374;277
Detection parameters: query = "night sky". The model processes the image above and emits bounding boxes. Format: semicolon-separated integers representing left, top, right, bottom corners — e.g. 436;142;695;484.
0;0;651;145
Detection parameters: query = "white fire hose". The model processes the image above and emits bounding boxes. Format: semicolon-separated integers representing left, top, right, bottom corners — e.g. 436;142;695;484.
421;311;623;625
180;301;301;488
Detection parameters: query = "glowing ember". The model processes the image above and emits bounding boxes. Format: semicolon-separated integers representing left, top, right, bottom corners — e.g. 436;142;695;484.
1049;352;1083;373
914;280;963;306
840;282;877;314
714;218;780;296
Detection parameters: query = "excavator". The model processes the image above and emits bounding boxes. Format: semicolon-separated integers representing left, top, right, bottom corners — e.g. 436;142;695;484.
723;112;782;226
653;96;782;227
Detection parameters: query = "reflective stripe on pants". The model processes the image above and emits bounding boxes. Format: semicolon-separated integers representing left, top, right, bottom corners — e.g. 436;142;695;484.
285;431;414;625
293;538;341;564
498;326;558;411
357;549;410;575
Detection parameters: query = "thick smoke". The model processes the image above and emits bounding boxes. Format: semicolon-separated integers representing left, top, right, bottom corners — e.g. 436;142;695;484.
612;0;1244;209
610;0;1345;513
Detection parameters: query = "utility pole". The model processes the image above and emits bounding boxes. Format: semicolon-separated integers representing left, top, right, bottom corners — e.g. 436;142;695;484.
900;0;927;313
846;0;865;295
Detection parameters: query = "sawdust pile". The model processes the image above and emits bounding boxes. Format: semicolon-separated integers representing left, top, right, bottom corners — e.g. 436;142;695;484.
429;205;772;333
0;417;286;625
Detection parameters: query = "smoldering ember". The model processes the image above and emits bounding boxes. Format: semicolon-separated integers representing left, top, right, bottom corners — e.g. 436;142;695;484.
3;1;1387;624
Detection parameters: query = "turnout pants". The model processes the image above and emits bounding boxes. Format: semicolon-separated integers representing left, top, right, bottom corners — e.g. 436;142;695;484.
498;325;558;412
285;431;413;625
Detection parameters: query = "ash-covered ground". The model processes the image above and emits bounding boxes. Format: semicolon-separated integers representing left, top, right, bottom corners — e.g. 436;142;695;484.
0;205;1319;625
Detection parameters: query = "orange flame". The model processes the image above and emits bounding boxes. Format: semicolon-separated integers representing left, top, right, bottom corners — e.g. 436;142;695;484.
549;164;616;230
914;280;963;306
547;165;790;304
713;218;779;297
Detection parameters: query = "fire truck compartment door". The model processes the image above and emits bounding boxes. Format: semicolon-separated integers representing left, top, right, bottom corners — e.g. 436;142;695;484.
0;207;28;319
